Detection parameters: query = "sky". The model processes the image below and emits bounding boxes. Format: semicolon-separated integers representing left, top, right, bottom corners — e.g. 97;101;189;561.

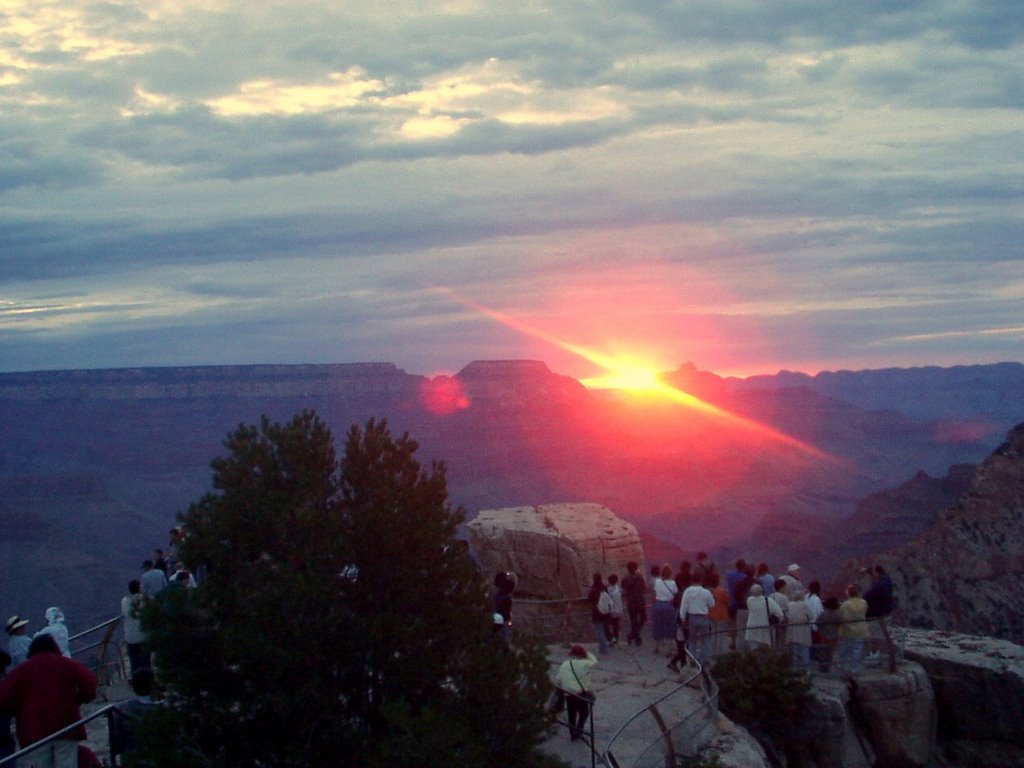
1;0;1022;380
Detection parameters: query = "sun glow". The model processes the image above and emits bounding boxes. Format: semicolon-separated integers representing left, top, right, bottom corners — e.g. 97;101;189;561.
440;290;841;463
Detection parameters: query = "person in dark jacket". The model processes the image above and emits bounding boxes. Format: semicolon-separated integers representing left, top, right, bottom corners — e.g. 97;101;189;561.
0;635;98;768
621;561;647;646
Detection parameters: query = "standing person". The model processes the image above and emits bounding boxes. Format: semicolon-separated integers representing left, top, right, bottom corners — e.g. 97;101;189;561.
556;645;598;742
33;608;70;658
755;563;775;595
725;559;747;651
744;584;783;650
863;564;896;658
786;590;813;670
152;549;168;575
837;585;869;673
493;571;514;645
771;578;790;648
806;581;824;638
111;668;161;761
587;574;612;654
6;616;31;668
695;551;717;583
605;574;623;647
733;565;756;652
816;597;842;672
706;574;730;658
778;563;803;599
621;562;647;646
140;561;168;599
650;565;679;656
677;574;716;669
0;650;15;765
121;580;149;676
0;634;98;768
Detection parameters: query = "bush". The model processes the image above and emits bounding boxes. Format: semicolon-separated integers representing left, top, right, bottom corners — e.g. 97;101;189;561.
712;647;811;739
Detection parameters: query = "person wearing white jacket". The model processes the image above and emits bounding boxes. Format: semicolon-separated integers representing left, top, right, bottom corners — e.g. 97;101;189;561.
744;585;783;649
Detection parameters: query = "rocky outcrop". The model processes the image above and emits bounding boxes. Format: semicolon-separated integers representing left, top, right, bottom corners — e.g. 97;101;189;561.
465;502;645;599
901;628;1024;765
852;664;936;768
801;676;875;768
837;422;1024;644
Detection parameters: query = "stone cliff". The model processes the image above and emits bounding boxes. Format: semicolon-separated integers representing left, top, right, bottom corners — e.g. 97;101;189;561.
841;422;1024;644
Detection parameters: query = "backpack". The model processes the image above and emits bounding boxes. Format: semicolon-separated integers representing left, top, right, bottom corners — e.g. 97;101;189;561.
597;590;613;618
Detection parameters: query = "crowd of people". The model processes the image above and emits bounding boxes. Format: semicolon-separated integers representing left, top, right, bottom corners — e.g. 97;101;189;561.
536;554;897;743
1;527;188;766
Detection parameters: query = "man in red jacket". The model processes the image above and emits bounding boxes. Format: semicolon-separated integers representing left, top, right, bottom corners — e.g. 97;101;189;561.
0;634;97;768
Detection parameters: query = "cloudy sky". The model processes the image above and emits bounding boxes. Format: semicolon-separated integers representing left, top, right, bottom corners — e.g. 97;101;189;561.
2;0;1021;379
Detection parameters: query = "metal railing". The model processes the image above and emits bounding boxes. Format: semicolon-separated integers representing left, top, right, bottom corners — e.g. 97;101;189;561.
69;616;127;686
0;703;131;768
602;649;718;768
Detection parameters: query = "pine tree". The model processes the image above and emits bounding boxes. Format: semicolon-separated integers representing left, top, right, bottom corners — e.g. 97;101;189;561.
139;412;554;767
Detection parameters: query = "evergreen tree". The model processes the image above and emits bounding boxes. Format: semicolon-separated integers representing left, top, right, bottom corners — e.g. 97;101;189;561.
139;412;553;767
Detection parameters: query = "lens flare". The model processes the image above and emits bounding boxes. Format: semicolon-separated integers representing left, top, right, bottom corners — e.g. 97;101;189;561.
441;290;840;463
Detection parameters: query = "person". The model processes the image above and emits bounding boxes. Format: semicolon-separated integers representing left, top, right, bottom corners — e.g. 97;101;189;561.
755;563;775;595
6;616;31;668
863;564;896;658
587;574;612;654
816;596;842;672
121;580;149;676
806;580;825;641
706;573;730;658
673;561;692;595
650;564;678;655
111;668;161;761
676;573;716;669
786;590;813;670
725;559;747;651
152;549;169;575
695;551;717;582
0;650;15;765
778;563;803;599
170;566;196;590
140;560;168;599
605;574;623;647
33;608;70;658
0;634;98;768
771;578;790;648
621;562;647;646
556;645;597;742
493;571;514;644
837;585;869;673
732;565;756;652
744;584;783;650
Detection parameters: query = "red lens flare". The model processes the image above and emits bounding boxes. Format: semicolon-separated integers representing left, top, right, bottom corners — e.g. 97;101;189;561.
441;290;840;464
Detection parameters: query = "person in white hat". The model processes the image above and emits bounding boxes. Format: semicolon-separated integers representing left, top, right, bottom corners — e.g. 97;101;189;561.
778;564;803;600
5;616;31;667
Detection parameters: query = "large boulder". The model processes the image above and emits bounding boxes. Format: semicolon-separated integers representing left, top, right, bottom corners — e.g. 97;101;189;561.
801;676;875;768
851;663;935;768
901;628;1024;764
465;503;645;599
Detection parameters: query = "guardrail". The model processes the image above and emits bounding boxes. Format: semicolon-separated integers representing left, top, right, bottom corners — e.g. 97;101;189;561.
69;616;127;689
602;650;718;768
0;702;128;768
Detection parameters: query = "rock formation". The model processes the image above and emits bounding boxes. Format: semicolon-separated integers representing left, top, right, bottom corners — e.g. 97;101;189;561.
465;502;645;600
838;421;1024;643
902;629;1024;766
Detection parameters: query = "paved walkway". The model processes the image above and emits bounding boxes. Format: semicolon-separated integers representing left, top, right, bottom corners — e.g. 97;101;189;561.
541;639;714;768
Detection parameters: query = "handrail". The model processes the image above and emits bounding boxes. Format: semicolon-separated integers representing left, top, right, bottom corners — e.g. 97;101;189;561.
0;703;123;767
69;615;126;685
601;648;718;768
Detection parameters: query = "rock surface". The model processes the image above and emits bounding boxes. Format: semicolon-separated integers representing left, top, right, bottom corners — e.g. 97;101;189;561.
837;421;1024;644
466;503;645;599
852;663;936;768
901;628;1024;752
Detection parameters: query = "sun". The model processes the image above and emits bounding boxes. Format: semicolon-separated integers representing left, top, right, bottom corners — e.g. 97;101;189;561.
579;357;665;394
